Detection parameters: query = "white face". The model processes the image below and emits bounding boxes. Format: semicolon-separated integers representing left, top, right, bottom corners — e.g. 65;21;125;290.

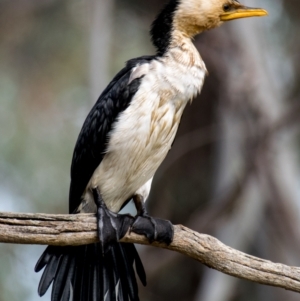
173;0;267;37
199;0;226;12
173;0;232;36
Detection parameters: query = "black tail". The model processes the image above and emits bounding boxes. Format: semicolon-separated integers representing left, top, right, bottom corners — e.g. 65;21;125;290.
35;243;146;301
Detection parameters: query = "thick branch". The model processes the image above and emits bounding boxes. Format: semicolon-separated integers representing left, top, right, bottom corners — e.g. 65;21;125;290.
0;212;300;293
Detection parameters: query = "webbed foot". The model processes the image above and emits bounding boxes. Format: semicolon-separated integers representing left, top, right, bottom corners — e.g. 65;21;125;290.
131;195;174;245
92;188;132;254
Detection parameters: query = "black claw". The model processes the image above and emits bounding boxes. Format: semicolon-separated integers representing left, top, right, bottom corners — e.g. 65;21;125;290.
91;189;174;249
131;216;174;245
131;215;157;242
97;205;118;253
131;194;174;245
92;188;133;254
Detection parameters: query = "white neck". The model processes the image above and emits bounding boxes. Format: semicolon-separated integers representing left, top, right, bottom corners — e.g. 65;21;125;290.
164;31;205;70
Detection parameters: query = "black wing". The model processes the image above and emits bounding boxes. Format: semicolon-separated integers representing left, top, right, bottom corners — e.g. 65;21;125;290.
69;56;155;213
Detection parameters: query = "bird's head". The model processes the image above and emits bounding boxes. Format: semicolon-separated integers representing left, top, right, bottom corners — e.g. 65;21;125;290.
151;0;268;55
174;0;268;36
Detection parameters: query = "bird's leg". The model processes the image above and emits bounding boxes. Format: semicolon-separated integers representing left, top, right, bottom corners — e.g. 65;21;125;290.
131;194;174;245
92;188;132;254
132;194;158;241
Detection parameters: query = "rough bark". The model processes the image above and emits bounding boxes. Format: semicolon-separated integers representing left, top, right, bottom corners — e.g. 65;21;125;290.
0;211;299;293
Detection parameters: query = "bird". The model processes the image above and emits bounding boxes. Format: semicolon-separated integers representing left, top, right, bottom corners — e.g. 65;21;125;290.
34;0;267;300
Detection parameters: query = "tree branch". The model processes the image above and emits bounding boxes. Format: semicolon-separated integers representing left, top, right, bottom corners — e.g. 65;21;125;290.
0;211;300;293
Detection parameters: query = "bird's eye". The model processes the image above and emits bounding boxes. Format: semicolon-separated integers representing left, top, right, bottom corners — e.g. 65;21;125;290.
223;4;231;12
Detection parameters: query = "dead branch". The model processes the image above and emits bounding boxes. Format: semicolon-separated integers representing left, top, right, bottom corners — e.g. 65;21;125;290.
0;211;300;293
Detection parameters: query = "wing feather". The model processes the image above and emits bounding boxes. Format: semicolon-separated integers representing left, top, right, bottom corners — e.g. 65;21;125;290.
69;56;155;213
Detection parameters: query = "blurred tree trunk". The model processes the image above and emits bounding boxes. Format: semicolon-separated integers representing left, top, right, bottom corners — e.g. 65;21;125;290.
134;0;300;300
194;0;300;300
88;0;115;102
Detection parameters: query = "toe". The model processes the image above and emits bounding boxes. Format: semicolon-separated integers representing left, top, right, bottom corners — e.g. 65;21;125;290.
131;216;174;245
131;216;156;242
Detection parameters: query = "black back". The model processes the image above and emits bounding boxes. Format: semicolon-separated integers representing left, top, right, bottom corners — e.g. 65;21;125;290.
69;56;155;213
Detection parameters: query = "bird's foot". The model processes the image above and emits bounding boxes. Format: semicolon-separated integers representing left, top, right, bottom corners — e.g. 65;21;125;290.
131;214;157;242
92;188;132;254
131;214;173;245
130;195;174;245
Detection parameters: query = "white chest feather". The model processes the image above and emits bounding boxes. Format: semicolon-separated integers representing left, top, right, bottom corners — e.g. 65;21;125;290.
87;46;206;211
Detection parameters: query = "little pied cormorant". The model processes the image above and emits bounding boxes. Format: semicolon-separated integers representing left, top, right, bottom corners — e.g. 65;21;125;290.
34;0;268;301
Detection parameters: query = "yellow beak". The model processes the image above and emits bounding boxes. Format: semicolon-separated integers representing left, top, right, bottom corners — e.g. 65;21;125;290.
220;6;268;21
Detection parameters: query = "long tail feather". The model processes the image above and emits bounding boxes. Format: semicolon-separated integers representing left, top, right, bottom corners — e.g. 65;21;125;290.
73;246;85;301
60;256;76;301
125;244;146;287
35;243;145;301
117;244;139;301
51;254;70;301
38;252;62;296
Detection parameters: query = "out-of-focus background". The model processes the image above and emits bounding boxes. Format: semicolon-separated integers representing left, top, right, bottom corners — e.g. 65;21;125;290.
0;0;300;300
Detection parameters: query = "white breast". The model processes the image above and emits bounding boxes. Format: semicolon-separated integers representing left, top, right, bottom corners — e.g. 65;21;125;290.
87;46;206;212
